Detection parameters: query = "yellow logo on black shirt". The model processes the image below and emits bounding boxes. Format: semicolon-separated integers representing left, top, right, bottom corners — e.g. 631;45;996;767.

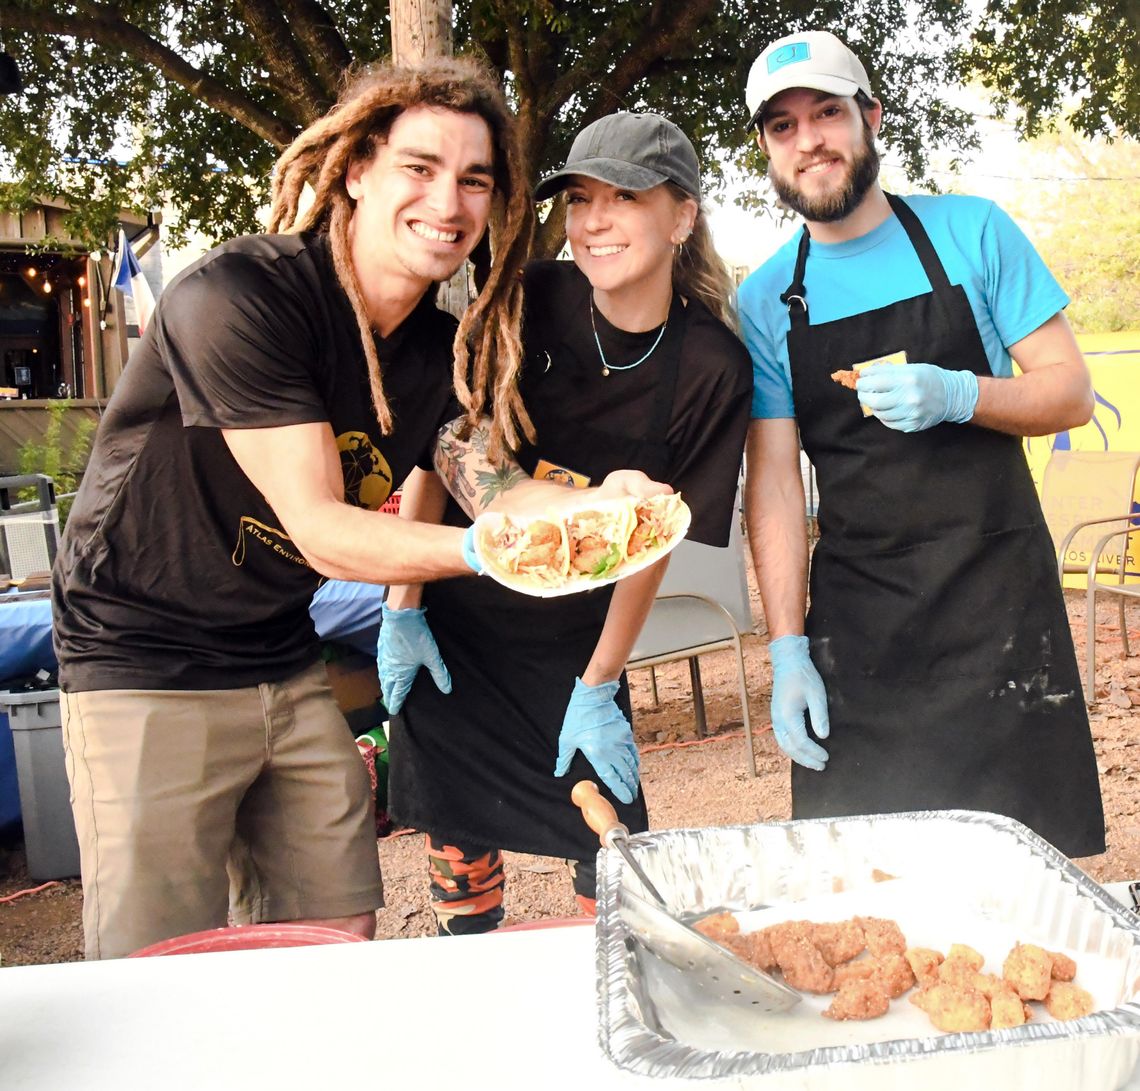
337;431;393;509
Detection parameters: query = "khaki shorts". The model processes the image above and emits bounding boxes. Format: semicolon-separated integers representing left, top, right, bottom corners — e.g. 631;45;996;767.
62;661;383;960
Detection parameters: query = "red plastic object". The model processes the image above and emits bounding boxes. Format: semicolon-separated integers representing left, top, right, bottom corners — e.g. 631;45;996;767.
378;490;403;515
496;917;593;933
127;923;368;957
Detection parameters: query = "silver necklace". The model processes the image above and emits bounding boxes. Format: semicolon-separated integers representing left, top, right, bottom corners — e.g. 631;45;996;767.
590;296;667;377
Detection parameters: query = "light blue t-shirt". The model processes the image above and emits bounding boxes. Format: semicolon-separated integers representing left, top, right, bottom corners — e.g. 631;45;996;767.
738;194;1069;419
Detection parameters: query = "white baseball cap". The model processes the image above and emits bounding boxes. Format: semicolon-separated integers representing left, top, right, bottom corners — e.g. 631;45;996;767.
745;30;872;130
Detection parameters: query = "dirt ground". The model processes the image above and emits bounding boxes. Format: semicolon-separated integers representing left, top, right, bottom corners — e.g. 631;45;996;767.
2;581;1138;966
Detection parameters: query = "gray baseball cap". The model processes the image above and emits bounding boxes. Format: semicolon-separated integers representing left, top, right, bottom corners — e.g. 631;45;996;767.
534;112;701;202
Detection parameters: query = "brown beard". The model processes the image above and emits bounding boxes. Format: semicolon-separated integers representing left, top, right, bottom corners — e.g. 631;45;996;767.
768;119;880;224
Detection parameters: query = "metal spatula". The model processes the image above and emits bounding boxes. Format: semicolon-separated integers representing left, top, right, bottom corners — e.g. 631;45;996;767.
572;781;801;1013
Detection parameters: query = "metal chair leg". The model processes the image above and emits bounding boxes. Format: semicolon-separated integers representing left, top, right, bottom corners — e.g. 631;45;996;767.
688;657;706;738
1086;579;1097;705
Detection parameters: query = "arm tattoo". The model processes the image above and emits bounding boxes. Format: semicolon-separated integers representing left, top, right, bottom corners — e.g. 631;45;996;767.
433;418;529;518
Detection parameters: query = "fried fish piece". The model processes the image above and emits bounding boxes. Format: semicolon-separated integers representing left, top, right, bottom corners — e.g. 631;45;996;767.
1003;943;1054;1001
811;920;866;966
905;947;945;989
912;983;991;1033
767;921;835;994
857;916;908;957
830;368;859;390
724;930;779;973
945;944;985;970
692;912;739;943
990;984;1032;1029
1045;981;1094;1021
1048;950;1077;982
874;952;918;999
823;979;890;1021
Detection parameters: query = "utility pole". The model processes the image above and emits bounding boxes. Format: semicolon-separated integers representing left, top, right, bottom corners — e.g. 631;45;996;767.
391;0;469;318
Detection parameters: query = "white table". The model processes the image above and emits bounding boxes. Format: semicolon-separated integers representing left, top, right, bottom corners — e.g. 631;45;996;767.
2;889;1139;1090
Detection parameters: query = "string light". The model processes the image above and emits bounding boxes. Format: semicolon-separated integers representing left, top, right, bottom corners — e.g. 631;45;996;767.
25;266;36;278
78;275;86;288
42;281;51;294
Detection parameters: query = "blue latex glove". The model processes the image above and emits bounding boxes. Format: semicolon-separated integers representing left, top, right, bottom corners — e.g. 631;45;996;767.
377;602;451;715
768;635;830;771
461;524;483;574
554;677;639;805
856;362;978;433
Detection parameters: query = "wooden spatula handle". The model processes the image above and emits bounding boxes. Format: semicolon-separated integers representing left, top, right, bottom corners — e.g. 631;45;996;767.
572;780;627;846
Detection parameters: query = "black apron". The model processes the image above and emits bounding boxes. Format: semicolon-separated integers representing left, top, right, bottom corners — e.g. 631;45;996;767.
388;292;687;860
784;194;1105;858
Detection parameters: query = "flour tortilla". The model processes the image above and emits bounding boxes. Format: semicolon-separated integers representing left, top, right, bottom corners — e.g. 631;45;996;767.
473;493;690;597
623;493;691;565
473;513;570;590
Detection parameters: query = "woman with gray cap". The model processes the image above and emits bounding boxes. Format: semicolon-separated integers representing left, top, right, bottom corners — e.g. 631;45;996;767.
382;112;752;933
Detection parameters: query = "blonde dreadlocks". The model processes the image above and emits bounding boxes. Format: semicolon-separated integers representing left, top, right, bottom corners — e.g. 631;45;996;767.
268;56;534;457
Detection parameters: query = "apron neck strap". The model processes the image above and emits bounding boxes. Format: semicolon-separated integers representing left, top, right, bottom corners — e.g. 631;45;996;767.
779;226;812;329
779;194;955;327
885;193;952;294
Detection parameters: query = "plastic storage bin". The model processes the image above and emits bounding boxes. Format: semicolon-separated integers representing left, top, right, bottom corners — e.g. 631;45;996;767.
0;709;20;829
0;689;80;880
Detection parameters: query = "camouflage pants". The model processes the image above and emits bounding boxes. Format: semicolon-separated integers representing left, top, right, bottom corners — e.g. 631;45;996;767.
425;834;597;936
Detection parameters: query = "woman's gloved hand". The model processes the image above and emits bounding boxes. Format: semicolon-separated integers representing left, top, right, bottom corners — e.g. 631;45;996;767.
554;677;639;805
768;635;830;771
857;362;978;433
376;602;452;715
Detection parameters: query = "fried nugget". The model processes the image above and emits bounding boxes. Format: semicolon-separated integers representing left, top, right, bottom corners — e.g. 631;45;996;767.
905;947;945;988
990;985;1032;1029
724;930;779;973
823;979;891;1021
971;972;1007;999
811;920;866;966
939;958;988;990
1003;943;1053;1001
1045;981;1094;1021
692;912;740;943
830;369;859;390
833;956;877;987
1048;950;1077;982
767;922;835;994
874;952;918;999
857;916;908;957
912;983;991;1033
946;944;985;970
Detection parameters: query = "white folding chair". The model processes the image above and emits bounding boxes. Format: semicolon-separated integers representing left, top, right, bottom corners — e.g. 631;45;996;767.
627;492;758;776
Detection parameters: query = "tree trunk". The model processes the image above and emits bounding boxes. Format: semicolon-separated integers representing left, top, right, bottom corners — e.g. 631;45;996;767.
391;0;452;64
390;0;468;317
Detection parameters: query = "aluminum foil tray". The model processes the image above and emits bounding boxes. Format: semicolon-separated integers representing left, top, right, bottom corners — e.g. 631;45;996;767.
595;810;1140;1090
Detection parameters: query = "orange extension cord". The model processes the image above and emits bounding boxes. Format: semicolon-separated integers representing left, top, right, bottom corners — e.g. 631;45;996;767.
0;881;61;905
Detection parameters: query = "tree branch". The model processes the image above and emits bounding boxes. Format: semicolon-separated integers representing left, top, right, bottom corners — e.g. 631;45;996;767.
4;5;298;147
236;0;330;122
278;0;355;98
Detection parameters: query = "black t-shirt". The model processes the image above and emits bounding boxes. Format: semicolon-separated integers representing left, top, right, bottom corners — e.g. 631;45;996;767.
516;260;752;546
54;232;459;691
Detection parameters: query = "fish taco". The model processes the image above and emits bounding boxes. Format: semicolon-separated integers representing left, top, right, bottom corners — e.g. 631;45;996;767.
624;492;691;564
474;514;570;589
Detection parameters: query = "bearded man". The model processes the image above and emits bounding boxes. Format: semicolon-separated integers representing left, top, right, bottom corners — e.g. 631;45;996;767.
737;30;1105;859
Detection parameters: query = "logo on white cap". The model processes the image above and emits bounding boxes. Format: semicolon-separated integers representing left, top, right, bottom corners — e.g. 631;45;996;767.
745;31;872;130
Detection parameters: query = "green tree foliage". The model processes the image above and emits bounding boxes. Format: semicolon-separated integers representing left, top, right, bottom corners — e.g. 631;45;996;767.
0;0;977;255
16;401;96;524
2;0;1079;257
963;1;1140;142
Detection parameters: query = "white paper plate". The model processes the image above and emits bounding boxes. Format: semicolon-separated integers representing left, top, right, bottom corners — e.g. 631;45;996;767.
473;496;691;598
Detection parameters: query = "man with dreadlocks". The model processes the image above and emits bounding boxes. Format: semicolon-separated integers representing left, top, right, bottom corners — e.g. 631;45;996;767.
53;57;665;961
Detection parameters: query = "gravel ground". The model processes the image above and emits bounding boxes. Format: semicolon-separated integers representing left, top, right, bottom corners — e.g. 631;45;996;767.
2;586;1138;964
